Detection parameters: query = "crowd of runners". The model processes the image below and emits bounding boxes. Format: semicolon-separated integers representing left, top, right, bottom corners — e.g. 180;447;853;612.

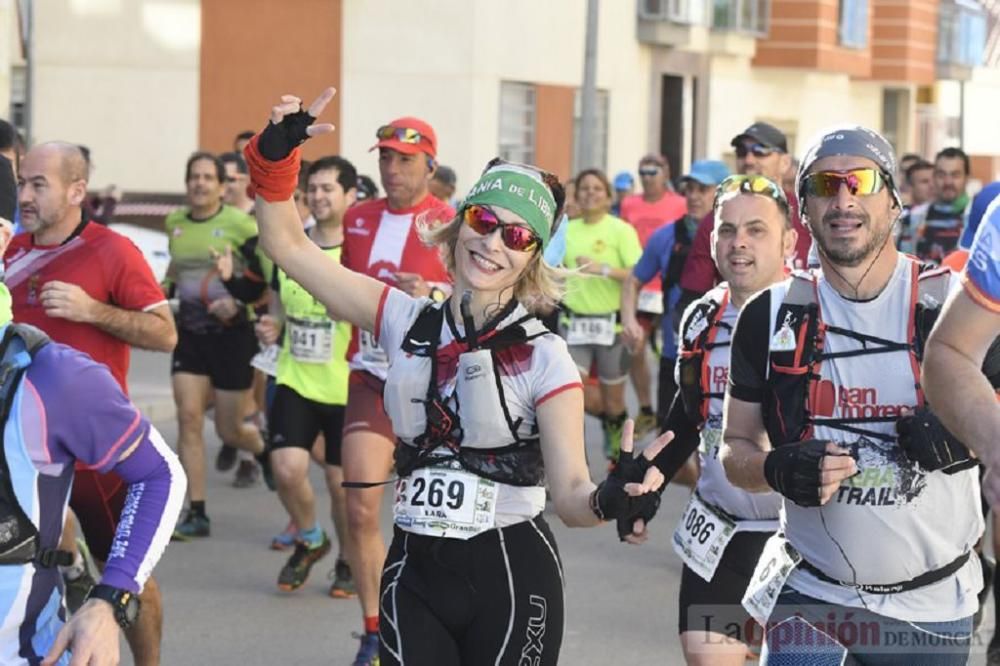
0;80;997;665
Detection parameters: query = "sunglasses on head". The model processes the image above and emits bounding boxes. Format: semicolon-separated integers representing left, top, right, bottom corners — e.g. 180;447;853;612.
462;204;540;253
735;143;774;159
482;157;565;229
714;175;790;213
638;166;662;177
375;125;426;144
802;168;887;198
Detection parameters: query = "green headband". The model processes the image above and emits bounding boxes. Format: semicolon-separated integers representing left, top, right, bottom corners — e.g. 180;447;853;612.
462;167;557;248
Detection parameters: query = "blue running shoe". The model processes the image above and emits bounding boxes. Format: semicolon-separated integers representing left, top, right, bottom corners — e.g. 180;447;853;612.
351;631;380;666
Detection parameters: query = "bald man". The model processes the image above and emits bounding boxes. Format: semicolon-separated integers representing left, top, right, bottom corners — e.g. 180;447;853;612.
6;141;177;665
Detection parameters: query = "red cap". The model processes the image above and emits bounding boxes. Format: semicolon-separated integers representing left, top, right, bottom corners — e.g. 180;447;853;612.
369;117;437;158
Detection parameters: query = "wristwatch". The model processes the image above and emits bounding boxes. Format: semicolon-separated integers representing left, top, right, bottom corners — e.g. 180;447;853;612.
86;584;141;629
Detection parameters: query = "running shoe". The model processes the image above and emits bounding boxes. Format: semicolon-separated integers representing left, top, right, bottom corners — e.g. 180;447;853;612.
270;521;298;551
351;631;380;666
602;417;624;462
634;409;657;440
171;511;210;540
277;532;332;591
232;459;260;488
215;444;237;472
329;558;356;598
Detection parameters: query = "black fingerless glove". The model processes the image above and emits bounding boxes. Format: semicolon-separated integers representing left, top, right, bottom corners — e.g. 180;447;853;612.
591;450;662;541
258;108;317;161
897;407;976;474
763;439;829;507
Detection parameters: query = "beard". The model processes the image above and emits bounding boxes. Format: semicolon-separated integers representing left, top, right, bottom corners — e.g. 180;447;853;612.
813;210;894;268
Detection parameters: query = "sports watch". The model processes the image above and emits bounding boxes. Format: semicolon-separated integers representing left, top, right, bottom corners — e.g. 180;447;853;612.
86;584;141;629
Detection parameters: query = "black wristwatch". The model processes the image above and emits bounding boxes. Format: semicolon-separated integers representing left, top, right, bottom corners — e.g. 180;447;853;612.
86;584;141;629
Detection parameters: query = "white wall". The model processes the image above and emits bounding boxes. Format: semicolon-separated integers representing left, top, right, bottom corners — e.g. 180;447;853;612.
707;62;884;162
962;67;1000;156
340;0;650;196
31;0;199;192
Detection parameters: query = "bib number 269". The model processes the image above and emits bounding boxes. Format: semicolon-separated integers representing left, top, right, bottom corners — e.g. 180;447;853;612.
409;477;464;510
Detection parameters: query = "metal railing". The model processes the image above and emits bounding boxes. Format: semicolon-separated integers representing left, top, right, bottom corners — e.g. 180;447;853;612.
638;0;769;35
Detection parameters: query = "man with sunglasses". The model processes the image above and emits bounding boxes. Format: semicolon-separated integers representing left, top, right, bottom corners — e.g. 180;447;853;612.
338;116;452;665
721;126;984;663
680;124;813;308
619;154;686;436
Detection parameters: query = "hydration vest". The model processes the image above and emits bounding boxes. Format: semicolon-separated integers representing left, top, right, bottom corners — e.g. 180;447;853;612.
0;323;73;568
661;216;696;301
763;264;950;447
677;285;731;424
387;299;552;487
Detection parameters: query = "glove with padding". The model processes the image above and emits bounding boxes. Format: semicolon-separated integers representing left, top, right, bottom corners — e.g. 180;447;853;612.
763;439;829;507
257;108;317;162
592;450;662;541
896;406;976;474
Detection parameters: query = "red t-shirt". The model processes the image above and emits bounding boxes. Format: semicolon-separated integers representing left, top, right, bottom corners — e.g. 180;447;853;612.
620;191;687;299
342;194;453;378
5;221;167;392
679;191;812;293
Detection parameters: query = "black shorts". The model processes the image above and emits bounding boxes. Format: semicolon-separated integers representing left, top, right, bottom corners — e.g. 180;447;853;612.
268;384;345;466
678;530;770;636
380;516;564;665
171;326;257;391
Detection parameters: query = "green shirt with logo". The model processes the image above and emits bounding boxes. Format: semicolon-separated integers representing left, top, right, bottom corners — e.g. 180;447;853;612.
274;244;350;405
562;213;642;314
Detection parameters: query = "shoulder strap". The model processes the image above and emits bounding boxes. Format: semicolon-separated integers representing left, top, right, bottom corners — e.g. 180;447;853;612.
400;302;446;356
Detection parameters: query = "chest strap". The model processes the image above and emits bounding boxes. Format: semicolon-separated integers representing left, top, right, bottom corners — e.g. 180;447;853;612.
798;550;970;595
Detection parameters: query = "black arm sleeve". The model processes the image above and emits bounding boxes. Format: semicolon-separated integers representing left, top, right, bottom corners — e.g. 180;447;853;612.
221;236;267;302
727;288;773;404
650;393;701;482
0;155;15;222
983;334;1000;390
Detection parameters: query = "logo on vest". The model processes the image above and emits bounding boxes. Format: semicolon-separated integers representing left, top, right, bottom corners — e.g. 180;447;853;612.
464;363;485;380
812;381;908;421
685;309;708;343
833;437;927;506
770;312;796;351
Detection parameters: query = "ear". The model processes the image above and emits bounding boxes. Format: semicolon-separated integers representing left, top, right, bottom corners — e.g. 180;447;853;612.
67;179;88;207
778;152;792;177
782;225;798;260
346;187;358;209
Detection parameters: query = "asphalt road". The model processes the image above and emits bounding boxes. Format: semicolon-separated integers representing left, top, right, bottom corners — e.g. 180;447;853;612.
121;350;996;665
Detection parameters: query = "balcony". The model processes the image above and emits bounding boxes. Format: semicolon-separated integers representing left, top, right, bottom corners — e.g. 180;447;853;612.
637;0;767;54
937;0;988;80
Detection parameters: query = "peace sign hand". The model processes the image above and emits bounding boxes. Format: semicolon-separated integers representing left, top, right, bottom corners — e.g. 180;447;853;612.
257;88;337;161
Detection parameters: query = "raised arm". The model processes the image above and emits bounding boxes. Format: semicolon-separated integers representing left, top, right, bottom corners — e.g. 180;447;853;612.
247;88;384;332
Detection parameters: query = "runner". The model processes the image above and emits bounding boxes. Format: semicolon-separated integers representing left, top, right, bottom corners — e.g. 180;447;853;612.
629;174;797;664
243;87;667;666
6;142;177;666
300;112;453;663
680;123;813;309
229;155;358;595
164;151;268;539
619;154;686;435
897;147;971;263
721;126;982;663
621;159;729;431
561;168;643;464
924;190;1000;664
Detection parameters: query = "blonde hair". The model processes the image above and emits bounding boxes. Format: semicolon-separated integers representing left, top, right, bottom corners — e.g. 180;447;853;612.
419;214;565;315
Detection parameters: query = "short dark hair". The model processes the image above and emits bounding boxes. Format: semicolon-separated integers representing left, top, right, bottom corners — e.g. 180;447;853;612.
574;168;613;198
899;153;922;168
935;147;970;175
904;159;933;185
185;151;225;183
219;151;247;174
234;130;255;143
306;155;358;194
0;119;15;153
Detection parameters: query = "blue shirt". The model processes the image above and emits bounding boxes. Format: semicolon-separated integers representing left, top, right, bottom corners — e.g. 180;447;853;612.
964;196;1000;313
632;221;686;358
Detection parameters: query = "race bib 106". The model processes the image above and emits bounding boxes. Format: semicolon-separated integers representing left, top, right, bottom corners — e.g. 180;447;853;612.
565;314;616;346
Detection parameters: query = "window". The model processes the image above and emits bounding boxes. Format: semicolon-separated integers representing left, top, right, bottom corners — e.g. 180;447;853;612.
839;0;869;49
498;82;535;165
938;0;988;67
571;89;610;175
9;66;26;132
711;0;769;34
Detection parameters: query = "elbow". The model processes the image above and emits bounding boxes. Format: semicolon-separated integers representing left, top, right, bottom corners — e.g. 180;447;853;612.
155;326;178;353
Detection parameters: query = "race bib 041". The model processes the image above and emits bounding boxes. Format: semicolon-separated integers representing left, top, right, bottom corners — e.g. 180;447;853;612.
288;317;333;364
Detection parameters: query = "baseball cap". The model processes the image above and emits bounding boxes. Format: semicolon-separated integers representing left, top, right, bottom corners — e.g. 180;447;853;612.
369;116;437;158
613;171;634;190
731;122;788;153
682;160;731;186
